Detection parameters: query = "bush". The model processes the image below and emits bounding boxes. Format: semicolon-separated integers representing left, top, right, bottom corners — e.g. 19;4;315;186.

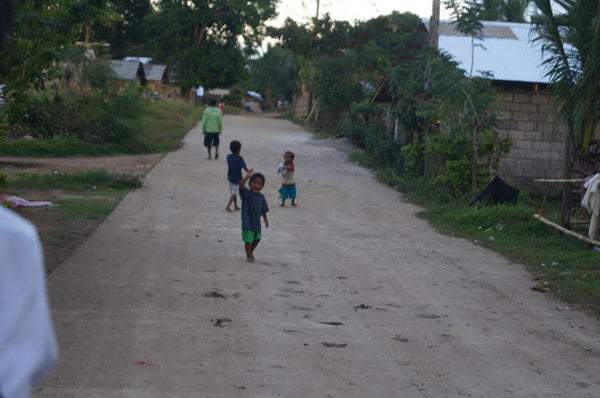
371;138;404;172
0;173;7;189
340;118;369;147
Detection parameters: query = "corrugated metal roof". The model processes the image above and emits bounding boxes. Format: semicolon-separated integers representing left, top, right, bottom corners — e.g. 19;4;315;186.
425;20;550;84
124;56;153;64
143;64;166;81
108;60;141;80
439;22;518;39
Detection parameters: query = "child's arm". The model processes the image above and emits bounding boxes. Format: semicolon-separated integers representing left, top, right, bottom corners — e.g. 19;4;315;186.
239;168;253;191
262;213;269;229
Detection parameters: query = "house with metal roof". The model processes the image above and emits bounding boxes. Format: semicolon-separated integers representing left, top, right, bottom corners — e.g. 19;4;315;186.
433;20;567;193
143;64;170;95
107;60;146;84
373;20;567;194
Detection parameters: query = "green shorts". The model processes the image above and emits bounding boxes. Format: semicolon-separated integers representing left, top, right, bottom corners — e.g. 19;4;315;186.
242;229;262;243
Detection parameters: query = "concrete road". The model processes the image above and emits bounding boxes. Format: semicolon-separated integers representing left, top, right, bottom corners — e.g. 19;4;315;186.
39;115;600;397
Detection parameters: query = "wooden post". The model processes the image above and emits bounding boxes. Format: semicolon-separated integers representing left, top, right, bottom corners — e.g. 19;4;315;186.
429;0;440;49
560;131;573;227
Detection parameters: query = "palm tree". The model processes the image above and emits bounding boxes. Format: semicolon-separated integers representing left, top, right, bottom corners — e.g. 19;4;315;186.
502;0;531;22
479;0;531;22
532;0;600;224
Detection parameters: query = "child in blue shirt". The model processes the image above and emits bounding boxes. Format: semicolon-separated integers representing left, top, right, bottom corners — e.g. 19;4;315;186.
226;140;248;212
238;169;269;262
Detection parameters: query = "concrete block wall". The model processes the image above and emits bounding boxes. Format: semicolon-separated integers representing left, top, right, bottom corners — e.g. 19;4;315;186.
495;85;568;195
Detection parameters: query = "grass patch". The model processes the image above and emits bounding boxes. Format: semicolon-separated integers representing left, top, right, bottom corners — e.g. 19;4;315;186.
375;168;403;190
348;151;372;167
350;149;600;317
7;169;142;195
0;100;202;157
54;198;119;220
416;196;600;317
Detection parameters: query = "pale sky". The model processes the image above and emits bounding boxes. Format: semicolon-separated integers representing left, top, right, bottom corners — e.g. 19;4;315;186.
271;0;452;26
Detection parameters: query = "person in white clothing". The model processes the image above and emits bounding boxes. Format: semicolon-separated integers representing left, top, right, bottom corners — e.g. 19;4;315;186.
0;206;59;398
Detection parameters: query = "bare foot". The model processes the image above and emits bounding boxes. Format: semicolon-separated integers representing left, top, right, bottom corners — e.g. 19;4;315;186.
291;203;297;207
247;255;255;263
280;204;285;207
207;156;211;160
215;152;219;159
226;208;233;213
234;207;241;211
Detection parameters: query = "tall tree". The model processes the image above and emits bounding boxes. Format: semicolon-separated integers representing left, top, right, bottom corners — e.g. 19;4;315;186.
444;0;484;77
478;0;531;22
142;0;277;91
246;45;299;106
93;0;152;58
0;0;118;91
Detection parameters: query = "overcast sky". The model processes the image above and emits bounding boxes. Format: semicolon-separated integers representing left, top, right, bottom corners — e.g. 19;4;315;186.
271;0;453;26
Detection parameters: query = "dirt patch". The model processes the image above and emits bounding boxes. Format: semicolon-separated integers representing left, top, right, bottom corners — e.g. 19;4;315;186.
1;154;164;274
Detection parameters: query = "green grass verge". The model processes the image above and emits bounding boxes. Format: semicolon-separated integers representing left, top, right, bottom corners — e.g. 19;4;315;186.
7;170;142;195
54;198;119;220
417;200;600;317
350;154;600;318
0;100;202;157
348;151;372;167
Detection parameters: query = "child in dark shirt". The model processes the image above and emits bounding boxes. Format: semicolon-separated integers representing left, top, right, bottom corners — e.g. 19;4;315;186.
238;169;269;262
226;140;248;212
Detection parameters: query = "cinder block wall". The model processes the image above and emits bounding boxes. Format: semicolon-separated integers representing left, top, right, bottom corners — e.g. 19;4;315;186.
495;85;568;195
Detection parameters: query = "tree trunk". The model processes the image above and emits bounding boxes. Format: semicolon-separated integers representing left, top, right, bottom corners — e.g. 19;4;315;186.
472;126;478;190
560;130;573;227
490;128;500;176
429;0;440;49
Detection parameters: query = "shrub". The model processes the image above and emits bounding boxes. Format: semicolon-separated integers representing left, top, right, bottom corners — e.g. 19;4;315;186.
0;173;8;189
371;138;404;172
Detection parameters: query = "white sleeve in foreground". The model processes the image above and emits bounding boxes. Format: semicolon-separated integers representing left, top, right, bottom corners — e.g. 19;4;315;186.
0;207;59;398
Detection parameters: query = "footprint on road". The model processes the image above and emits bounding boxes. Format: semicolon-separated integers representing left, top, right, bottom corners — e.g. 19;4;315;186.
213;317;232;327
203;290;227;299
321;342;347;348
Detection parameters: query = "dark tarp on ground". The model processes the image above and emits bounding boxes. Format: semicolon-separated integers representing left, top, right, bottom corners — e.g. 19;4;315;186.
469;175;519;206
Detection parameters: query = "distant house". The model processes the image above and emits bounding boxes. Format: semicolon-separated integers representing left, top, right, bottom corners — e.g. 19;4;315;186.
143;64;170;95
373;20;568;194
243;91;263;113
107;60;146;85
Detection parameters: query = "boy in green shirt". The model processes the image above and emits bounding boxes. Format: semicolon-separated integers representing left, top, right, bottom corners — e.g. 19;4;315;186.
202;98;223;159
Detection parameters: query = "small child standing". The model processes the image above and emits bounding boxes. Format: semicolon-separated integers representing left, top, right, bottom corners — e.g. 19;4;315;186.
277;150;297;207
226;140;248;212
239;169;269;262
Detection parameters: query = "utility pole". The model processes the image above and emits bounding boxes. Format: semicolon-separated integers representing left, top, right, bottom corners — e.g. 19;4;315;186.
429;0;440;49
315;0;320;20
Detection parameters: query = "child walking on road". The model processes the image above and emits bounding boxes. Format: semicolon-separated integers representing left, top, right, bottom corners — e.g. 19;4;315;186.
239;169;269;262
202;98;223;160
226;140;248;212
277;150;297;207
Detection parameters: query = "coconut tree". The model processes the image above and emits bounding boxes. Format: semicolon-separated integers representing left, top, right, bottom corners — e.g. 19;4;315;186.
531;0;600;224
479;0;531;22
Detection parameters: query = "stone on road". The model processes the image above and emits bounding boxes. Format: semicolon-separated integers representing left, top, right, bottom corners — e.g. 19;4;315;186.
38;115;600;397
